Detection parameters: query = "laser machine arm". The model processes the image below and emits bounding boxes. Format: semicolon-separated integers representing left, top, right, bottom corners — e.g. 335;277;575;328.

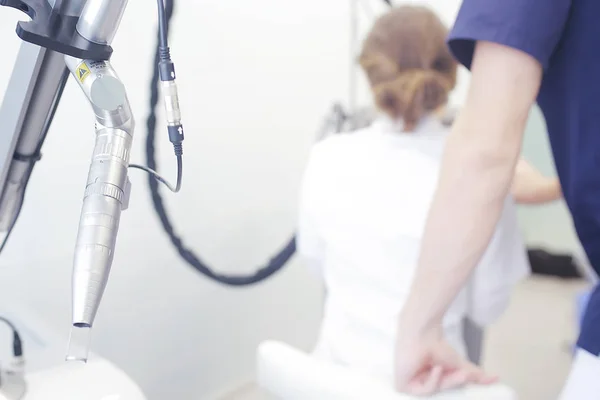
0;0;184;362
65;53;134;358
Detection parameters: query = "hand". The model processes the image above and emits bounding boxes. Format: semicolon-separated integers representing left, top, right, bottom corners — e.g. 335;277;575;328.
394;327;498;396
511;158;562;204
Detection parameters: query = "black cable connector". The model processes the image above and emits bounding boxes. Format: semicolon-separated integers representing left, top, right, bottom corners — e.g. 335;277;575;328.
12;332;22;358
128;0;184;194
169;126;184;151
0;316;24;358
157;0;176;84
157;0;184;161
144;0;294;286
158;48;176;82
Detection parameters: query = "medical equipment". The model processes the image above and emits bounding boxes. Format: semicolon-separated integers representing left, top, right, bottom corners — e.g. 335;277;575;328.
0;351;146;400
0;303;146;399
16;358;146;400
0;0;395;369
0;316;25;399
141;0;296;288
144;0;397;287
256;340;518;399
0;0;184;361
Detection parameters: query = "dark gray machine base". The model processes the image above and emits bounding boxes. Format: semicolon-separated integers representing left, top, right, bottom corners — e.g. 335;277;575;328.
1;0;112;60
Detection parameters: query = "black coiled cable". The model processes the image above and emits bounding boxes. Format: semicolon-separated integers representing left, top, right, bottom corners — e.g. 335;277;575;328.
145;0;296;286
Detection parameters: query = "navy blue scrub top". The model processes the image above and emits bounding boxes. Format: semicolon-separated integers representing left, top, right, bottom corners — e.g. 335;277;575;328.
447;0;600;356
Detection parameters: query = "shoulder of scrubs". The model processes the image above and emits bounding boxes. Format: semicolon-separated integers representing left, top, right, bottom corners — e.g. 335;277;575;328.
448;0;572;70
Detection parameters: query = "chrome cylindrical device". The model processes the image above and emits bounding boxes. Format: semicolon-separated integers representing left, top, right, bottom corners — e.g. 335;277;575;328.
72;126;131;327
76;0;129;45
161;80;182;127
52;0;88;17
66;56;134;328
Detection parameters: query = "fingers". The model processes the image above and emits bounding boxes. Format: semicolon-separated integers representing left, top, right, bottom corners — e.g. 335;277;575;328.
395;341;498;396
402;362;498;395
460;360;498;385
405;366;443;396
431;342;498;384
438;364;498;391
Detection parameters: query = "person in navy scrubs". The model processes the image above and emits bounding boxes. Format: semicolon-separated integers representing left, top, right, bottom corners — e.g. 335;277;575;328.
393;1;600;398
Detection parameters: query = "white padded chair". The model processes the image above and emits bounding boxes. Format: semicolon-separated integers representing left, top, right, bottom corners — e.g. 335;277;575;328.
257;340;518;400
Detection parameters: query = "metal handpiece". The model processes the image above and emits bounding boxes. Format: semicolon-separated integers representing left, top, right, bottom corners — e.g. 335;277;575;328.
76;0;128;45
65;56;134;337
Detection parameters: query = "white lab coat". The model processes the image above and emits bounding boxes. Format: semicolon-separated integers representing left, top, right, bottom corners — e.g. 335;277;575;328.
297;115;530;384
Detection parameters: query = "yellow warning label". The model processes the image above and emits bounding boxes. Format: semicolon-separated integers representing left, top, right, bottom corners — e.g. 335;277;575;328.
76;63;91;83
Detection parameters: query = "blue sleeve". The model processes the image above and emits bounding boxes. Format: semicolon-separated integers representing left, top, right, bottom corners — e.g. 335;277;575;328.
578;284;600;356
448;0;571;70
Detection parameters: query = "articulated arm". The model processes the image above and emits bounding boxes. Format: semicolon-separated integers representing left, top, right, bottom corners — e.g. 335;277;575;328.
65;0;130;361
0;0;130;362
1;0;186;363
65;56;133;332
64;55;133;361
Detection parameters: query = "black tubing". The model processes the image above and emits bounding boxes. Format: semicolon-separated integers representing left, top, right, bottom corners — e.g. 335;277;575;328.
144;0;296;286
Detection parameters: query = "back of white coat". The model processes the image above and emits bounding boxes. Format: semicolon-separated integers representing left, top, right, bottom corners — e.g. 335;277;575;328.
297;115;530;385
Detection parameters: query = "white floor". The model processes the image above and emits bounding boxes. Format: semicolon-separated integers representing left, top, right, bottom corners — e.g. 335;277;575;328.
224;275;589;400
482;275;588;400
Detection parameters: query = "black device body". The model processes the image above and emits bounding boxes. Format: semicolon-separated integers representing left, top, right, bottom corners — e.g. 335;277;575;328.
1;0;111;59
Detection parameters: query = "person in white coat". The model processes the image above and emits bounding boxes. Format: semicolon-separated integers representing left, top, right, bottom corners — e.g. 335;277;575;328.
296;5;561;388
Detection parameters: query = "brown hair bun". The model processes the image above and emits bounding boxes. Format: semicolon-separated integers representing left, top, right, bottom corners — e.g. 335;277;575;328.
359;6;458;132
373;69;452;131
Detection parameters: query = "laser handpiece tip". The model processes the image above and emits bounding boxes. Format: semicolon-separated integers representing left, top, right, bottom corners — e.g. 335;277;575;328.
65;356;88;363
66;325;92;363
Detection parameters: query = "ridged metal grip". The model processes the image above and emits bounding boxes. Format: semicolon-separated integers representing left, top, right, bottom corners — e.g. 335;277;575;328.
72;127;132;327
65;53;135;330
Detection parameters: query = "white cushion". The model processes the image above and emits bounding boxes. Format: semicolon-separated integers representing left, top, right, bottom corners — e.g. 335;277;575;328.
257;341;517;400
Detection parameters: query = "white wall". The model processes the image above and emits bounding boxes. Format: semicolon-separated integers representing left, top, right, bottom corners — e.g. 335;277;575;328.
0;1;478;399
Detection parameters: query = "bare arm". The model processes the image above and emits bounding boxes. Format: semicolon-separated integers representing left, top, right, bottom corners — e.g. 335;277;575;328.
398;41;543;336
511;158;562;204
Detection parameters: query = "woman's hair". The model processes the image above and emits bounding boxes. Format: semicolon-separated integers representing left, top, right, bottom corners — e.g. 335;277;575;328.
359;6;458;131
